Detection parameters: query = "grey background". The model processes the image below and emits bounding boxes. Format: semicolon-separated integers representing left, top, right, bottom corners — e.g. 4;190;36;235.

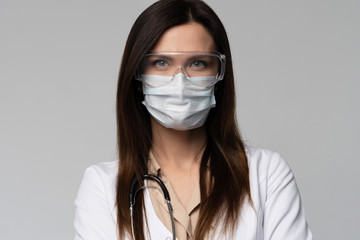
0;0;359;239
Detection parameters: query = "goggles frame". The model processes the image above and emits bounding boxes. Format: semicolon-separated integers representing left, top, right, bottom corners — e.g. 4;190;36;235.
135;51;226;84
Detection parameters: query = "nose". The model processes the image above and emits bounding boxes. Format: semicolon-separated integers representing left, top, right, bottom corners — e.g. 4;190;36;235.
171;72;187;98
173;67;186;76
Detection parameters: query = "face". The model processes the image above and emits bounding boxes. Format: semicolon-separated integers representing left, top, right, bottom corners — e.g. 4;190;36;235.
142;22;218;131
152;22;216;52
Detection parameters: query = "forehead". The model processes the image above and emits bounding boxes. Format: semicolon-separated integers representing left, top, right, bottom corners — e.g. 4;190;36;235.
152;22;216;52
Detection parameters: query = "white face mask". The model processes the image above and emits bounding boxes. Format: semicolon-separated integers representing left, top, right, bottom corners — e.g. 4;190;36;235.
141;73;216;131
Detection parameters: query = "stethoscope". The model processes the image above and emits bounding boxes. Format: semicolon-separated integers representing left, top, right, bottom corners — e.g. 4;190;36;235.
129;174;176;240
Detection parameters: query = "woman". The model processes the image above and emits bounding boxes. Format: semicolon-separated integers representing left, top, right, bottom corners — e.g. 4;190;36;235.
74;0;312;239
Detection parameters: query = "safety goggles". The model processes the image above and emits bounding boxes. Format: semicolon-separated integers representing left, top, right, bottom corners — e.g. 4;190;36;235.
135;51;226;87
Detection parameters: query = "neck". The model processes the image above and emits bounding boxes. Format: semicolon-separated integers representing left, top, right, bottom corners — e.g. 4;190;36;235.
150;118;206;171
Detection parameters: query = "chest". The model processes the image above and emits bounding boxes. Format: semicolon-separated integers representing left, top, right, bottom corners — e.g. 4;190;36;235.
141;189;264;240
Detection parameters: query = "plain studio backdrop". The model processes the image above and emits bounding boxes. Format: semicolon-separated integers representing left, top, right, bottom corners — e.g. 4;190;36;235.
0;0;359;239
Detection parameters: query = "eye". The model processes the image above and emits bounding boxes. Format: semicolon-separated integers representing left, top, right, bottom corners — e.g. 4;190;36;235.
190;60;207;70
152;59;169;68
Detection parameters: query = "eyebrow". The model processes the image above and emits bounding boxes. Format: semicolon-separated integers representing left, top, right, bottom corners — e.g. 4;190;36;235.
147;55;173;61
147;54;211;61
187;55;211;61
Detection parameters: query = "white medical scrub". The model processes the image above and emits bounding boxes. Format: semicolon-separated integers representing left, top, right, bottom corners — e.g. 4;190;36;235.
73;147;312;239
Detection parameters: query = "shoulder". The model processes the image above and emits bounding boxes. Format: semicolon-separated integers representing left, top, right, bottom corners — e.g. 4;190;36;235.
83;160;119;182
81;160;119;190
80;160;119;194
245;145;292;184
74;160;119;213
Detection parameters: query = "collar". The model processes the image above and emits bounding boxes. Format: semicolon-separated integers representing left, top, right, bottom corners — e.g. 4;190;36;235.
146;150;202;239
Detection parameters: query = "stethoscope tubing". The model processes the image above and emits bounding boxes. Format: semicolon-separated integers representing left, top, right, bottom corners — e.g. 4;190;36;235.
129;174;176;240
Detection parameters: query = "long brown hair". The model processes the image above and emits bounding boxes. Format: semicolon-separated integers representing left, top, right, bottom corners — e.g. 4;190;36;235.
116;0;251;239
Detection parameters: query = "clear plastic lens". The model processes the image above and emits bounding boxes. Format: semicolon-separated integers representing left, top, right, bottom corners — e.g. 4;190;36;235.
141;55;218;76
137;52;225;87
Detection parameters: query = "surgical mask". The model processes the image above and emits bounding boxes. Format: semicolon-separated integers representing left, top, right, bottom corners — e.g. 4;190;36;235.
141;73;216;130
